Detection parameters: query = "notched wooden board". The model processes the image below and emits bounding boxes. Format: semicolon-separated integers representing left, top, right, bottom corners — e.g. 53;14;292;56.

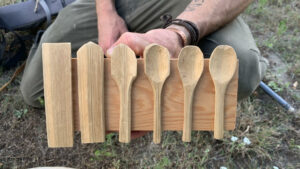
72;58;238;131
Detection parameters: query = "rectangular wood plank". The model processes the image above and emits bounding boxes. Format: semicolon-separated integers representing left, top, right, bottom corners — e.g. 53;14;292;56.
42;43;73;147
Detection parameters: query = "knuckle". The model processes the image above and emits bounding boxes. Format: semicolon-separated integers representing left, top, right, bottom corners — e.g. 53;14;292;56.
119;32;133;44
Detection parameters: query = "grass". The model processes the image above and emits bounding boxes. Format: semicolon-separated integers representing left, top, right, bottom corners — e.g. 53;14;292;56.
0;0;23;7
0;0;299;168
245;0;300;81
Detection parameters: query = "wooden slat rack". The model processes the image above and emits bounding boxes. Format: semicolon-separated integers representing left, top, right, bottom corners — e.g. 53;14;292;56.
43;42;238;147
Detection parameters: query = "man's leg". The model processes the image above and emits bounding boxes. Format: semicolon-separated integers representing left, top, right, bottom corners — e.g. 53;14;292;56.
20;0;98;107
20;0;150;107
198;17;268;99
120;0;268;99
21;0;267;107
118;0;268;99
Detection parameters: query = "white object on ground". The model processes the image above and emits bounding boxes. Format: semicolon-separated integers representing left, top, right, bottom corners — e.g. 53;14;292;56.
243;137;251;145
231;136;238;142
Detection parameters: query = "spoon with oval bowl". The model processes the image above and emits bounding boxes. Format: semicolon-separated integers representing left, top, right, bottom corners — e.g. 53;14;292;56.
209;45;237;139
178;46;204;142
144;44;170;144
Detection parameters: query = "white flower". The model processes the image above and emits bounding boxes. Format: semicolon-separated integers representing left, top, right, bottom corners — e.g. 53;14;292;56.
231;136;238;142
243;137;251;145
273;166;279;169
220;167;227;169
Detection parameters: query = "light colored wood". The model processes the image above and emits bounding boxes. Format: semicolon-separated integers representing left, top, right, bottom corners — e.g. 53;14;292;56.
71;59;238;131
144;44;170;144
178;46;204;142
77;42;105;143
110;44;137;143
42;43;73;147
209;45;238;139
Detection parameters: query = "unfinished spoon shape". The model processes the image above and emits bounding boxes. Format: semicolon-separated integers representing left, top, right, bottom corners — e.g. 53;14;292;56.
111;44;137;143
77;42;105;143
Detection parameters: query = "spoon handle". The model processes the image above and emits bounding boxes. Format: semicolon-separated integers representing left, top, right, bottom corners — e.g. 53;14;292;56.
153;82;163;144
214;83;227;139
182;86;196;142
119;83;132;143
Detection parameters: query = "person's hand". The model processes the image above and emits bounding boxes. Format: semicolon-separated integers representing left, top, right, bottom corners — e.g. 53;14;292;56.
107;29;183;58
97;8;128;53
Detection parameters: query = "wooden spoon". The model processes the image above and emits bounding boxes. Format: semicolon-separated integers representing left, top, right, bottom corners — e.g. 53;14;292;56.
144;44;170;144
111;44;137;143
209;45;237;139
178;46;204;142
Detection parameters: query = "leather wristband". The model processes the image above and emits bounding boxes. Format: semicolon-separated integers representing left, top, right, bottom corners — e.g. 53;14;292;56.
166;27;188;46
160;14;200;45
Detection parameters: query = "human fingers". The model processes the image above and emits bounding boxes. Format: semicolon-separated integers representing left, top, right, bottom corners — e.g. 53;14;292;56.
106;32;151;57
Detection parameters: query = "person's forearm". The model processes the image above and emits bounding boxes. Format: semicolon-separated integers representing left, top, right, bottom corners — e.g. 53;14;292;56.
96;0;117;14
177;0;253;38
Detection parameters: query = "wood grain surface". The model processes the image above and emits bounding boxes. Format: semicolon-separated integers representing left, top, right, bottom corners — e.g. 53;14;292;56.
42;43;73;147
144;44;170;144
110;44;137;143
178;46;204;142
71;58;238;131
209;45;238;139
77;42;105;143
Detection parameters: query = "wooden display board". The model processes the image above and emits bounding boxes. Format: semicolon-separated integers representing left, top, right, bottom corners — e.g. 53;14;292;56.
43;43;238;147
71;59;238;131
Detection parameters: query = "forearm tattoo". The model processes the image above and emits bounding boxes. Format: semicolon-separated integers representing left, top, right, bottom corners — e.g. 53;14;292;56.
184;0;205;12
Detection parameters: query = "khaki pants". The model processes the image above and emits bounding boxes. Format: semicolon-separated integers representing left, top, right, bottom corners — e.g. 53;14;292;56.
20;0;268;107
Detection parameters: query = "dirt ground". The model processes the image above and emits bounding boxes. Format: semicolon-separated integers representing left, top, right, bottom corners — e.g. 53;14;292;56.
0;0;299;168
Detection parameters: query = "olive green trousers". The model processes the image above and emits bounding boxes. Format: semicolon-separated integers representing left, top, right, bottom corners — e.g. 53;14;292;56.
20;0;268;107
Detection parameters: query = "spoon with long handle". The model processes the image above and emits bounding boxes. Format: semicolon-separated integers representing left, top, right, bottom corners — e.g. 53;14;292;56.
111;44;137;143
178;46;204;142
209;45;237;139
144;44;170;144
